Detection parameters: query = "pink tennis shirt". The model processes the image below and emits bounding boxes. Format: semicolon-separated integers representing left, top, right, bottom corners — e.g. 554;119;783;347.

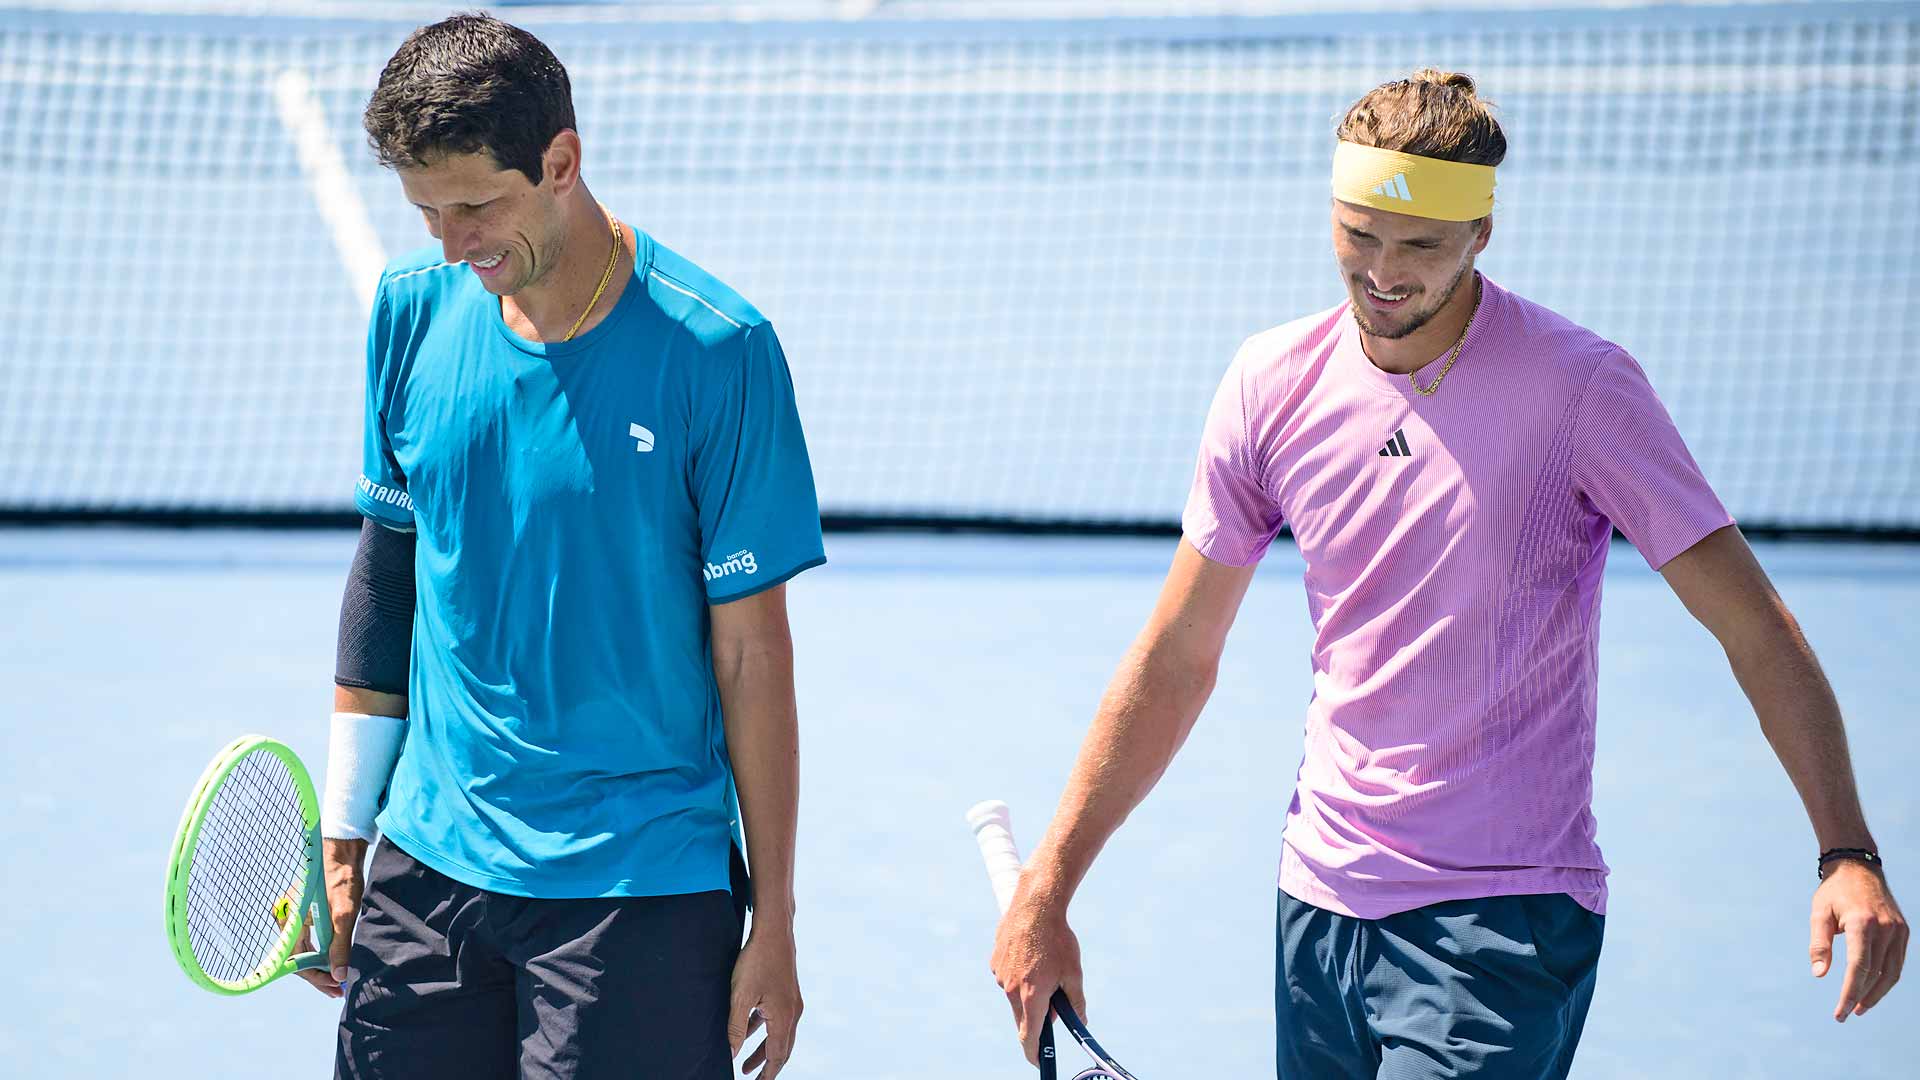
1182;275;1733;919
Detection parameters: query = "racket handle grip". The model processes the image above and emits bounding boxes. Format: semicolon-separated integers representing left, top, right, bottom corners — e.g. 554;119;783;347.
966;799;1025;915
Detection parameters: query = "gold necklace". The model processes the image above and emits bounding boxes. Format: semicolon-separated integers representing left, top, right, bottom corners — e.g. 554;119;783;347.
561;207;622;342
1408;276;1482;397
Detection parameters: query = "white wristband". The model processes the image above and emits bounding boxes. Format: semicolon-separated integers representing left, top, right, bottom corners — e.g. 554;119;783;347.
322;711;407;841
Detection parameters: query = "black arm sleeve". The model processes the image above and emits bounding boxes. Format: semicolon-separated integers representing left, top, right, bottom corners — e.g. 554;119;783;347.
335;519;416;695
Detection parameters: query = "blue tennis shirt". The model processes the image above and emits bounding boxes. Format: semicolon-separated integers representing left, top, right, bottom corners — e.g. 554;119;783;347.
355;233;825;899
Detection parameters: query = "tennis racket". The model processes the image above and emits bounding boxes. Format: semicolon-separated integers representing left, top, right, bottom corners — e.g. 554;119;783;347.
967;799;1140;1080
165;734;332;994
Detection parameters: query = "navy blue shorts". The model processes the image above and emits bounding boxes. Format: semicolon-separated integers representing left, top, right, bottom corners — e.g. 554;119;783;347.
336;839;748;1080
1276;890;1604;1079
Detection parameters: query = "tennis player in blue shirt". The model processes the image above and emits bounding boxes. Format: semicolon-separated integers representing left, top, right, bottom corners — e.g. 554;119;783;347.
303;16;824;1080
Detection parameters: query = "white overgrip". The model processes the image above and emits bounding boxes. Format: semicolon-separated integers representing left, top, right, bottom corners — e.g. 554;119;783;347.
966;799;1026;915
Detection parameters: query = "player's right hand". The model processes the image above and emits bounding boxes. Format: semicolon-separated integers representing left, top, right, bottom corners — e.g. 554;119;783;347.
297;837;369;999
991;892;1087;1066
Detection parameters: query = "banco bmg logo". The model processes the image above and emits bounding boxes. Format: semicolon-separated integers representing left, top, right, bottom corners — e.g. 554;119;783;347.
703;549;759;582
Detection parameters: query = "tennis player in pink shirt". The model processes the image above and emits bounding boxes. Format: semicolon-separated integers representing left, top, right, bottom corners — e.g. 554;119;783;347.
990;70;1906;1078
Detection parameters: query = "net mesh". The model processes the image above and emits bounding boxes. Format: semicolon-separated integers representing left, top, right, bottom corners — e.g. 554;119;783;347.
2;5;1915;533
184;749;310;985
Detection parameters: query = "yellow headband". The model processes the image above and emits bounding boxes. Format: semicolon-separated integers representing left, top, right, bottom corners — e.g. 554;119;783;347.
1331;141;1495;222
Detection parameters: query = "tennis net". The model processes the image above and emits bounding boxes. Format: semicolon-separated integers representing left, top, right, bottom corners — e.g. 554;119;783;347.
1;2;1914;535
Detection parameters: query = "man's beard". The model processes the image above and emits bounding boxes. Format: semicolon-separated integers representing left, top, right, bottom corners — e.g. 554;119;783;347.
1352;260;1474;340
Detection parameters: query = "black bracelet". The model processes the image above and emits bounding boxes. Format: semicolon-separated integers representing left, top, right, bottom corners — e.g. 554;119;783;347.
1817;848;1882;880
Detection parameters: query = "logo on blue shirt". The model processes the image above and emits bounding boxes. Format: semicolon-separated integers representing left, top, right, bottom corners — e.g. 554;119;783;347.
703;549;759;582
357;474;414;512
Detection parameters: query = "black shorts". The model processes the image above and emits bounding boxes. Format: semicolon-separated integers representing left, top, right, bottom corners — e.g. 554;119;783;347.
336;839;748;1080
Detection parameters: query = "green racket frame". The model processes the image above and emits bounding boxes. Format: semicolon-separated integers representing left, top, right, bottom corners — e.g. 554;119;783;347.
165;734;333;995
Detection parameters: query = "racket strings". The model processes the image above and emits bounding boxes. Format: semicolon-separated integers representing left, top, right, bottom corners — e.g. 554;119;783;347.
184;750;311;983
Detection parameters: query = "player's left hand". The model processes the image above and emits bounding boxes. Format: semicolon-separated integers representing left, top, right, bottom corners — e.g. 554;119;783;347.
1810;860;1908;1021
729;923;803;1078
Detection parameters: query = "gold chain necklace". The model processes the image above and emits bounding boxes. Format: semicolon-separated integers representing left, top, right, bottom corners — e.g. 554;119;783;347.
561;207;622;342
1407;277;1482;397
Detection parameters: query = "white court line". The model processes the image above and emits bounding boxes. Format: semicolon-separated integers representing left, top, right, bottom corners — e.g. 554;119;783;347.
271;67;386;315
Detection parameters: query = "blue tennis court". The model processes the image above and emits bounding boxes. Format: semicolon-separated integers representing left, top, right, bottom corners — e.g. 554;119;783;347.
1;528;1909;1077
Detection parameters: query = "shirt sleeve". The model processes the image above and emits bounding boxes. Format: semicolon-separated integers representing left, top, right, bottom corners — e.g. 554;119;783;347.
1571;350;1733;569
352;278;415;532
1181;348;1286;566
690;322;826;602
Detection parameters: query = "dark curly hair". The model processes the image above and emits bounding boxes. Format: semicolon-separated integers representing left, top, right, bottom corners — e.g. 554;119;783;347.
362;13;575;185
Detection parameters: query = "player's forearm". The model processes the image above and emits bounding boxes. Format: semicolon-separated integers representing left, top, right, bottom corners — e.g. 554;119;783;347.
715;630;801;929
1726;617;1875;851
1021;635;1219;910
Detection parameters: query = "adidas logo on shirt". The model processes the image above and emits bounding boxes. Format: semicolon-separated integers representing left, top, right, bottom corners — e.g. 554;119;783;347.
1371;174;1413;202
1378;429;1412;458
